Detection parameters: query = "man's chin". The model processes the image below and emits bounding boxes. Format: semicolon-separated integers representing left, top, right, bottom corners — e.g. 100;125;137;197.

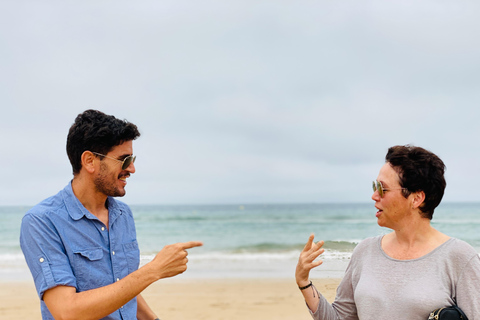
108;187;126;198
115;189;127;197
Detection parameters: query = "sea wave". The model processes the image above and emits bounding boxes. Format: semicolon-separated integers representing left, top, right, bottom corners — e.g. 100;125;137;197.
140;247;353;265
227;240;358;253
323;240;359;251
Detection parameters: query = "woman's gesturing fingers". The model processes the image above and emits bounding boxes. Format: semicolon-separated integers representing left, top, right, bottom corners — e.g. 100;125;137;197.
303;233;315;251
296;234;326;285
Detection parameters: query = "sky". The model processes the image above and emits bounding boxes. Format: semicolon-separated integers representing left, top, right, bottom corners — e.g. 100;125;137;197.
1;0;480;206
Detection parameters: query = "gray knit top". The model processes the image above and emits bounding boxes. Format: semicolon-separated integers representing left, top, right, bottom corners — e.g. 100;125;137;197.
311;236;480;320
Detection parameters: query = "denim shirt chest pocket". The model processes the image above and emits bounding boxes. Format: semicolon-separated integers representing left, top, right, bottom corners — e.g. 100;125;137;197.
122;240;140;274
72;247;110;291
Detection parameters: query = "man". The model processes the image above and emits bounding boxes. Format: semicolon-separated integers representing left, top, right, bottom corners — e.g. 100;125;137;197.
20;109;202;319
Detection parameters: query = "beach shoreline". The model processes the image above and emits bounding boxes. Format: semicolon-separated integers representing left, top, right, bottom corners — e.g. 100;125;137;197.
0;277;341;320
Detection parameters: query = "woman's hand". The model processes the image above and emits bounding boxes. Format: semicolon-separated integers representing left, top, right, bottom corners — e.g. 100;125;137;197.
295;234;325;286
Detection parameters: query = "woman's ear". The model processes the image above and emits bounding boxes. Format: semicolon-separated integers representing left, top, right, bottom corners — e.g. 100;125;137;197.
81;151;96;174
411;191;426;210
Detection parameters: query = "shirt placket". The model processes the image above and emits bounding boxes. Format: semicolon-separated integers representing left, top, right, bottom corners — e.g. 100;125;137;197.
108;209;127;318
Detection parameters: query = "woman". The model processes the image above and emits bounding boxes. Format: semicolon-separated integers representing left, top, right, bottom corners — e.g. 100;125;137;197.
295;145;480;319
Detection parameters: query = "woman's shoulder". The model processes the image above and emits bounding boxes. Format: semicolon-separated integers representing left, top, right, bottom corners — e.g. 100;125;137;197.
434;238;480;278
442;237;479;261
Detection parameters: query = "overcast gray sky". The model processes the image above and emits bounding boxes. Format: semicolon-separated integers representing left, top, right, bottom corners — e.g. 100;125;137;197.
1;1;480;206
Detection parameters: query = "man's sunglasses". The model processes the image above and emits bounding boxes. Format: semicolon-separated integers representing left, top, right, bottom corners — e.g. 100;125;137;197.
372;180;407;198
92;152;136;170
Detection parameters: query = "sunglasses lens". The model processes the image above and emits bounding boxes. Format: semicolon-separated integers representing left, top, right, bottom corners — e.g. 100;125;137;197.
373;181;383;197
122;155;136;170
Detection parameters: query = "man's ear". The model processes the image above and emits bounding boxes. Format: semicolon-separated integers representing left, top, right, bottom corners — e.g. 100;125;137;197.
81;151;96;174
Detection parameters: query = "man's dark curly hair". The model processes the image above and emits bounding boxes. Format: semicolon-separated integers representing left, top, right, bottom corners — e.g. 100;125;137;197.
66;109;141;174
385;145;446;220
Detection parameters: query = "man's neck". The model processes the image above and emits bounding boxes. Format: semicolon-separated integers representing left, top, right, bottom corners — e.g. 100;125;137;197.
71;176;109;226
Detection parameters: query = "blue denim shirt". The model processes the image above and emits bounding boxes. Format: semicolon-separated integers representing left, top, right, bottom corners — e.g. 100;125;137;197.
20;182;140;319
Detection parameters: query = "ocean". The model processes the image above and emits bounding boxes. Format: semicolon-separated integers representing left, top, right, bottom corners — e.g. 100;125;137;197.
2;202;480;280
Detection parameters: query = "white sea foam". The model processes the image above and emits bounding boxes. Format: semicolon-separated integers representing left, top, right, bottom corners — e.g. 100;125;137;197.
139;249;352;279
141;249;351;263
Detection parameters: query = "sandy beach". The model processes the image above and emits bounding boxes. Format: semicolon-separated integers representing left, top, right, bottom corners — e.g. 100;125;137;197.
0;277;341;320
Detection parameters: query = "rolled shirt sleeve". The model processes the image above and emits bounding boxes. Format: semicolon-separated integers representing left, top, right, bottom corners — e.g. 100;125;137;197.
20;207;77;299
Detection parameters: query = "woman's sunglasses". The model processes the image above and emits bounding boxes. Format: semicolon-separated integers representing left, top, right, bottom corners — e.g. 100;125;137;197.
92;152;136;170
372;180;407;198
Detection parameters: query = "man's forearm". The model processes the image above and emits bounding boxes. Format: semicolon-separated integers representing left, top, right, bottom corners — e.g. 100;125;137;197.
44;263;159;320
44;241;201;320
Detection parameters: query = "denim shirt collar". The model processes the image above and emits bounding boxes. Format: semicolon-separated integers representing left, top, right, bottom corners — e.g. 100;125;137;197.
62;181;122;225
